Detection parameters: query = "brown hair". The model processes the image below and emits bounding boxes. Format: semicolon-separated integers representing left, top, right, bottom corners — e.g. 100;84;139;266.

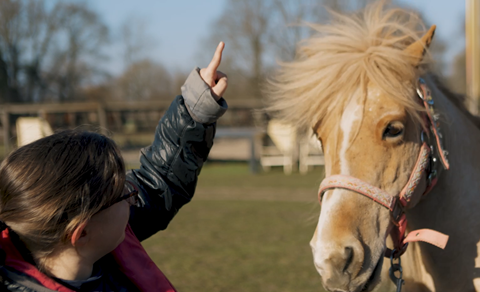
0;130;126;262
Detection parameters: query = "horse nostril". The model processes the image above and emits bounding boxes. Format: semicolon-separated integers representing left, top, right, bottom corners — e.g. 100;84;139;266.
343;246;354;273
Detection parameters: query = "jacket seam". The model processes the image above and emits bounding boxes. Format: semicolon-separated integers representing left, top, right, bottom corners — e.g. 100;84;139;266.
191;87;210;113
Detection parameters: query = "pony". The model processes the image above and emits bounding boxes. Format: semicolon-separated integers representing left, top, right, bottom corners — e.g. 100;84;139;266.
267;2;480;292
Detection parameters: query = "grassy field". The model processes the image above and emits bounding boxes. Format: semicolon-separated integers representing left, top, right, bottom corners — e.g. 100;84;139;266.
141;163;327;292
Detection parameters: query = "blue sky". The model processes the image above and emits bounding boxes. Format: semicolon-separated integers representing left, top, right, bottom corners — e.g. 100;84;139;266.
89;0;465;75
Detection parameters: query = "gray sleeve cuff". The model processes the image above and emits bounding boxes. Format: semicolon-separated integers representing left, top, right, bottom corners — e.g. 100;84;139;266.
181;67;228;124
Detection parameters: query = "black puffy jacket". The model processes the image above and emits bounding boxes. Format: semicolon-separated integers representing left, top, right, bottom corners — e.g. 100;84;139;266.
0;68;227;291
127;94;217;241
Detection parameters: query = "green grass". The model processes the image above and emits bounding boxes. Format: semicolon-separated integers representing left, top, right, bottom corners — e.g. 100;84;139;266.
141;163;327;292
193;162;325;203
198;162;324;189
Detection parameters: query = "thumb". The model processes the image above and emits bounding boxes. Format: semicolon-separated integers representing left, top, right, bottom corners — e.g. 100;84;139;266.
212;76;228;100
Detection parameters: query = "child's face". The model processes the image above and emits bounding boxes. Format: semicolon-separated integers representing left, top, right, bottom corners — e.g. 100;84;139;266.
83;197;131;260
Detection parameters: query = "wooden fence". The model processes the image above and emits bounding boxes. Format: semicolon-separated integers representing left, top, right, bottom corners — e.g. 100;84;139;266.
0;99;264;156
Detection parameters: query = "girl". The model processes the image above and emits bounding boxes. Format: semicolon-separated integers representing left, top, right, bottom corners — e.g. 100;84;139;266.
0;42;228;292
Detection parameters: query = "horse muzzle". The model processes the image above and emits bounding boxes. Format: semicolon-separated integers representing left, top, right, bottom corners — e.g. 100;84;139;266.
311;236;383;292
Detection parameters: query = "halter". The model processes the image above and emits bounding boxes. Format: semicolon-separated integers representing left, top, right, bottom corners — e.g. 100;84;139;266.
318;78;450;260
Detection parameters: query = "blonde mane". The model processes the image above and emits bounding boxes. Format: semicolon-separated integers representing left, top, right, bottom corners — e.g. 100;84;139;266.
266;1;431;131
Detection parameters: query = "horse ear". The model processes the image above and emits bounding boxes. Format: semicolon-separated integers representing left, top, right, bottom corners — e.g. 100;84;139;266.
404;25;436;66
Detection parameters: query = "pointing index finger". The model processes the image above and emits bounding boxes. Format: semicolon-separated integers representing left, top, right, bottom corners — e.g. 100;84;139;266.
207;41;224;72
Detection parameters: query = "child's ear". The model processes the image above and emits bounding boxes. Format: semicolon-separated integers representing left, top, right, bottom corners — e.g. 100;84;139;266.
71;221;89;246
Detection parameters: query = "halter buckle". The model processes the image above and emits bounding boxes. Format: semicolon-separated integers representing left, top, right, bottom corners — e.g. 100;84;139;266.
416;78;434;105
390;199;405;225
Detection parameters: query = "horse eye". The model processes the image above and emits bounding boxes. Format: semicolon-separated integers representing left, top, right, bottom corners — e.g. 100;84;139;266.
383;123;404;138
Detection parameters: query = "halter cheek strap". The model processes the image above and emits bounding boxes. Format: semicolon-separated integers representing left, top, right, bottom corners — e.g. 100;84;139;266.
399;143;431;207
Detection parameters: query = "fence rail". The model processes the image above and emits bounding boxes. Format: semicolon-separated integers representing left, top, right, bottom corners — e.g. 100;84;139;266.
0;99;265;157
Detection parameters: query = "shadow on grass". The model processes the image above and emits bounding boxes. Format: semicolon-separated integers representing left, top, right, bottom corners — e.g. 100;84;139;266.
143;200;325;292
141;162;327;291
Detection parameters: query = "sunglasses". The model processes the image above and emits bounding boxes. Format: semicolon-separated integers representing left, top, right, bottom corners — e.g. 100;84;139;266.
96;189;140;214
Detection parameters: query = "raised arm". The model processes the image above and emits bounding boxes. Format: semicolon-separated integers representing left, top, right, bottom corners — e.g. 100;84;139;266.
126;43;228;241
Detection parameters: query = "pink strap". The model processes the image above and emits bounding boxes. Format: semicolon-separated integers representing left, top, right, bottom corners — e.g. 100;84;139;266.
386;214;408;258
404;229;449;249
399;143;430;205
385;217;449;258
319;175;395;211
319;175;450;257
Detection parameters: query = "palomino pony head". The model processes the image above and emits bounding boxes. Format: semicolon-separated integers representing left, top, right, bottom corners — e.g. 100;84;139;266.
267;2;439;291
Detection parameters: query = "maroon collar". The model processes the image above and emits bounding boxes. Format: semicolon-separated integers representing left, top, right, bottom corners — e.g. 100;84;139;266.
0;224;177;292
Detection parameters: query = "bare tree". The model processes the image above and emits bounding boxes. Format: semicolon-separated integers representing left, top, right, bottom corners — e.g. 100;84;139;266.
0;0;60;102
201;0;370;101
270;0;370;61
211;0;272;99
47;2;109;101
114;59;172;101
0;0;109;103
120;17;156;68
269;0;326;61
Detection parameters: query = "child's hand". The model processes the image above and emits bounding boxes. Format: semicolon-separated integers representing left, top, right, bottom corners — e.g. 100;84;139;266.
200;42;228;101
